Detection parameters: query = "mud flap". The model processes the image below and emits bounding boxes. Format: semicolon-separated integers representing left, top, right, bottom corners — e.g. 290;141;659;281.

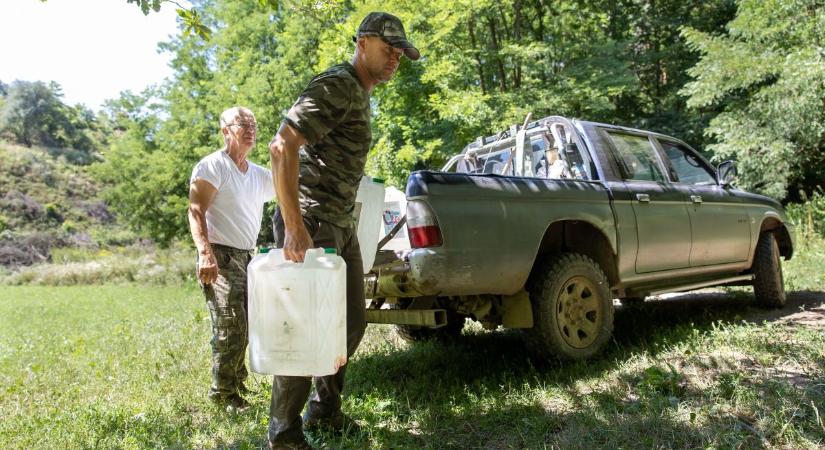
501;290;534;328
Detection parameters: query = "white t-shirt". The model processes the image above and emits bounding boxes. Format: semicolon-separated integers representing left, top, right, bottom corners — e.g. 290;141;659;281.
190;150;275;250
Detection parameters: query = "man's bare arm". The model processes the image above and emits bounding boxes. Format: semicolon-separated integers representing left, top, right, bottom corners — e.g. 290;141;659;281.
188;179;219;283
269;123;312;262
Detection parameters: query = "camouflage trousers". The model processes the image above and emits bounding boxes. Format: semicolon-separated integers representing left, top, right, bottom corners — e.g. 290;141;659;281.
268;209;367;444
198;243;252;401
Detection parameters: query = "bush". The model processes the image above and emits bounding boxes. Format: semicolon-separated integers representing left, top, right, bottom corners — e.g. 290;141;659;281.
61;220;77;234
0;242;194;286
45;202;64;223
1;191;44;221
785;189;825;239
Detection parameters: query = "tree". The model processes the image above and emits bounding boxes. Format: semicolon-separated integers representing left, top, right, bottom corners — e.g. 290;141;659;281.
94;0;331;245
98;0;738;244
123;0;281;39
681;0;825;199
597;0;736;146
92;88;178;242
1;81;70;147
0;80;102;160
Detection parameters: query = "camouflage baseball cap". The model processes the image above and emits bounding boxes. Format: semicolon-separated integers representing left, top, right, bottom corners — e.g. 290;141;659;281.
355;12;420;61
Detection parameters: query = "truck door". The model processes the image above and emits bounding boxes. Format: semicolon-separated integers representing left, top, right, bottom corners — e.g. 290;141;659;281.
604;131;692;273
655;139;751;266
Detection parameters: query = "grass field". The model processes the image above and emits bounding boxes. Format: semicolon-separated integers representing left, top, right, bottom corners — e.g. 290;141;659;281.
1;280;823;449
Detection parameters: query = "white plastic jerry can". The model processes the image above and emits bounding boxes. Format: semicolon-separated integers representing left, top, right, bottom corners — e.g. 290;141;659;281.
380;186;410;251
354;176;385;273
247;247;347;377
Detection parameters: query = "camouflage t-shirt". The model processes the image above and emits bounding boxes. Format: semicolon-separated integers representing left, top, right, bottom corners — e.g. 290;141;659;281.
284;63;371;228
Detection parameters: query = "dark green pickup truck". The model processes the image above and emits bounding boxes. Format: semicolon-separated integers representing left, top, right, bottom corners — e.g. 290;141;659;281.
364;116;795;361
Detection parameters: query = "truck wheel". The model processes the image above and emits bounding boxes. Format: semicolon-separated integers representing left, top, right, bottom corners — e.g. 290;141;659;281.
752;232;786;308
525;253;614;361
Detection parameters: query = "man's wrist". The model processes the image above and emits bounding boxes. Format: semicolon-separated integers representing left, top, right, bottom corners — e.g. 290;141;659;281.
281;209;305;232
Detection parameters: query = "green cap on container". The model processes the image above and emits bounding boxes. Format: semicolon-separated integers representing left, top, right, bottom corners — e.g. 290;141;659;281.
324;248;337;255
258;247;271;254
371;177;385;184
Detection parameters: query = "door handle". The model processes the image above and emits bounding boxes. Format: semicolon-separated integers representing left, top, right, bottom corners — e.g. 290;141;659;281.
636;193;650;203
690;195;703;204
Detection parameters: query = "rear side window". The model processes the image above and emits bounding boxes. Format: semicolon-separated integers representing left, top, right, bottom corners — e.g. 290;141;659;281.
605;132;665;182
659;141;716;186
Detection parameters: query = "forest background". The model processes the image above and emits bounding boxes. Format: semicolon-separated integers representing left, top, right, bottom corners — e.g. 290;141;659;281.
1;0;824;258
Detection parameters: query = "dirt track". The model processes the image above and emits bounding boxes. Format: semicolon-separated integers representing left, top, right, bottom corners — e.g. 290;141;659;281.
640;290;825;328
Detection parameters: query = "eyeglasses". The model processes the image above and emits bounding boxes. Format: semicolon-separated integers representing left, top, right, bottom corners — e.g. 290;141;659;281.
224;121;257;131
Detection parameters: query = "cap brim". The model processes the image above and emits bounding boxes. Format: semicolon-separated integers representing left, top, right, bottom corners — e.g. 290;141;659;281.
384;38;421;61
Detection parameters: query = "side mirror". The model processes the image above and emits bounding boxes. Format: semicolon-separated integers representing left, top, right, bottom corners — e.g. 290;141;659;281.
717;160;736;186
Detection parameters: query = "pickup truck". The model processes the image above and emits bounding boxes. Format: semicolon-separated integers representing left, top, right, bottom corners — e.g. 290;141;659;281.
364;116;795;361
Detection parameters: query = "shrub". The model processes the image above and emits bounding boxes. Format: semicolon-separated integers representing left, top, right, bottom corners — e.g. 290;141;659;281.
0;231;68;269
45;202;64;223
785;189;825;239
1;191;43;221
0;242;194;285
61;220;77;234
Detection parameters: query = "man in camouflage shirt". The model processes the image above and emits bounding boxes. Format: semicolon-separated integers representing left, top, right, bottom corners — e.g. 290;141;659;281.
266;12;420;450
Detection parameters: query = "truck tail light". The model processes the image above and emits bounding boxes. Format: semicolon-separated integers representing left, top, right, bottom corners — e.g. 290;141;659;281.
406;200;443;248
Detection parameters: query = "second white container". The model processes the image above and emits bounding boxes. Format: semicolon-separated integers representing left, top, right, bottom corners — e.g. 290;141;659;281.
354;176;385;273
380;186;410;251
247;247;347;377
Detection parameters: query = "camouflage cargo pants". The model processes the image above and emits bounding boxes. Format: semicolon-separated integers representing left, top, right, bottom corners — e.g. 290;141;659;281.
198;243;251;401
268;209;367;444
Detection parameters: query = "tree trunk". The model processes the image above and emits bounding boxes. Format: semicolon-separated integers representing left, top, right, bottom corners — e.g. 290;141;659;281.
534;0;547;83
486;15;508;92
468;14;487;95
513;0;523;89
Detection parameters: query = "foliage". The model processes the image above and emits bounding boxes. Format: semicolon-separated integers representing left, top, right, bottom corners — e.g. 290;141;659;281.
0;142;103;235
782;232;825;292
0;81;104;159
786;189;825;240
681;0;825;199
94;0;739;243
0;141;137;268
124;0;281;39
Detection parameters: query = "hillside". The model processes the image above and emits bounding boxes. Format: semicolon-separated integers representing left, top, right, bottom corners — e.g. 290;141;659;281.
0;140;134;268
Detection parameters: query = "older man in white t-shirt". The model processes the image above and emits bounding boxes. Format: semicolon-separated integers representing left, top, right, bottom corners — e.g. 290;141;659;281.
188;106;274;412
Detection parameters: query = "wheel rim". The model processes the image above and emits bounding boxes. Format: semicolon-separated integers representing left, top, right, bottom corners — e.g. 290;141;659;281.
556;275;603;349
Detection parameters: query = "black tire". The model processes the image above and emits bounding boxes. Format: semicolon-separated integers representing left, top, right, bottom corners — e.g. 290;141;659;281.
392;298;467;343
525;253;614;361
752;232;786;308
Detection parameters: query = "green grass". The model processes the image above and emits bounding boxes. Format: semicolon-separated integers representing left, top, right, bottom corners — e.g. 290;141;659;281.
784;234;825;292
1;283;824;449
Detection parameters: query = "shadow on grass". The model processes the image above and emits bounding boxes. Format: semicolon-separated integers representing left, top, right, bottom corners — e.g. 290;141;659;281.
178;290;825;449
303;390;734;449
329;289;824;449
349;290;825;401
